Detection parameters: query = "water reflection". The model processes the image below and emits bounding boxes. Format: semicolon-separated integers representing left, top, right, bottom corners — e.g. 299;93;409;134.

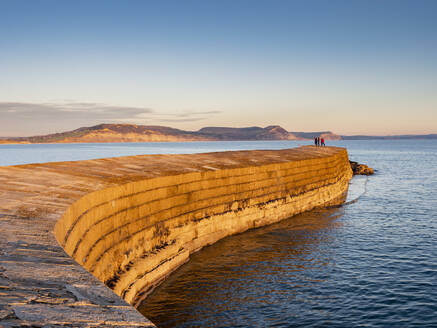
138;207;345;328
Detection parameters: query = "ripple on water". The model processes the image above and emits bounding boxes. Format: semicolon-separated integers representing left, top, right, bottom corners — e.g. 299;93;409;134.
137;140;437;328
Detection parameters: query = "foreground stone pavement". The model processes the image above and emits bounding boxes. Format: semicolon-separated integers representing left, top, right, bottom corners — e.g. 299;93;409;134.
0;212;154;327
0;146;351;327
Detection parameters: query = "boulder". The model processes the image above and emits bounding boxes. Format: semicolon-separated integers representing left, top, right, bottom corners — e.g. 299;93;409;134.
350;161;374;175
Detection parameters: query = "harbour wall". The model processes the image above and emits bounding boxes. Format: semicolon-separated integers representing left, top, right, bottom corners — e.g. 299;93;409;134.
0;146;352;327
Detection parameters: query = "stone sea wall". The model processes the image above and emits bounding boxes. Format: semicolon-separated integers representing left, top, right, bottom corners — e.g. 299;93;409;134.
0;146;352;327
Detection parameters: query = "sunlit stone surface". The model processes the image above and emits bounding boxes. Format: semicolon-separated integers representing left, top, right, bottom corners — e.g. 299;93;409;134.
0;146;352;327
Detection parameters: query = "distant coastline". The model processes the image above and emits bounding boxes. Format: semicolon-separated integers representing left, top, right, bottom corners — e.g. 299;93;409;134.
0;123;436;144
342;134;437;140
0;124;341;144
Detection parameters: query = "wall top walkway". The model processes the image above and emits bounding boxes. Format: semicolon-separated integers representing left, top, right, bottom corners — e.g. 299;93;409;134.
0;146;346;327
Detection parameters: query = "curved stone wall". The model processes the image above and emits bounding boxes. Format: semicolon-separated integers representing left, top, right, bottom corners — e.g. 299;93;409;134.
54;148;352;307
0;146;352;326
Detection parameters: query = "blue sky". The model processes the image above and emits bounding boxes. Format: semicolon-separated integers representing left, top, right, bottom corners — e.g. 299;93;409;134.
1;0;436;136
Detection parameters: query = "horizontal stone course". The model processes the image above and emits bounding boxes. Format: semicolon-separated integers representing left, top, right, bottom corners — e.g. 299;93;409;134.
74;162;342;266
62;155;341;249
84;164;345;280
66;156;341;245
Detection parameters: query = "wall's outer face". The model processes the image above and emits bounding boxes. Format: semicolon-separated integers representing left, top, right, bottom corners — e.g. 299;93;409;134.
0;146;352;327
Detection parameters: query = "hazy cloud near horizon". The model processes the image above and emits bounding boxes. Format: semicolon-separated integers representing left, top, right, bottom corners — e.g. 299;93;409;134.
0;102;222;136
0;102;153;119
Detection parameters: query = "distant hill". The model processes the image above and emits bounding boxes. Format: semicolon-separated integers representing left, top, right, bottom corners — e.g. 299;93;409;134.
342;134;437;140
5;124;212;144
0;123;341;144
197;125;299;140
3;124;434;144
293;131;342;140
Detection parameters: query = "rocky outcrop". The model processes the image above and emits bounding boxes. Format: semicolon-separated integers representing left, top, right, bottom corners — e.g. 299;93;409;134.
0;146;353;327
350;161;374;175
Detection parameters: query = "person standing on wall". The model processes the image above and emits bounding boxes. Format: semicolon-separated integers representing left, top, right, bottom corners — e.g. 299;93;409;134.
314;137;318;146
321;137;325;146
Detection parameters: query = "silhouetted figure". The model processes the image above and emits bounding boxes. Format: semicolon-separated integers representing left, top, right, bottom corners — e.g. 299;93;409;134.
321;138;325;146
314;137;317;146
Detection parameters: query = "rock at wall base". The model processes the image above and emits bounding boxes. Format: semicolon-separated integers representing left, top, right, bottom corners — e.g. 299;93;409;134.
350;161;374;175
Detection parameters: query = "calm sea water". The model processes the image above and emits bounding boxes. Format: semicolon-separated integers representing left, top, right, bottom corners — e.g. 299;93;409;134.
2;140;436;327
0;140;311;166
136;140;437;328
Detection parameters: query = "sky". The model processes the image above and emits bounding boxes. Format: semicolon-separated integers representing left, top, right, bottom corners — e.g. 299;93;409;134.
1;0;436;136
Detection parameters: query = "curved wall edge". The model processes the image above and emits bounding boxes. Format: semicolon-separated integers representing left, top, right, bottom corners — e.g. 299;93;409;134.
0;146;352;327
55;148;352;307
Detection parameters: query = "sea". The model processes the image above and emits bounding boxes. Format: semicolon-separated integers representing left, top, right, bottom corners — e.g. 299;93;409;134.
1;140;436;327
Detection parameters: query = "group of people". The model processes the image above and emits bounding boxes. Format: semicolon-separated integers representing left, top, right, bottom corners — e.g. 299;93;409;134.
314;136;325;146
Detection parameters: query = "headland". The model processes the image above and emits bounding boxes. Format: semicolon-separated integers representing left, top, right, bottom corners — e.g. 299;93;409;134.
0;123;341;144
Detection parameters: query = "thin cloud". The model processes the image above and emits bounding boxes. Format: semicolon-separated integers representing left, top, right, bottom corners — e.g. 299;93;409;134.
168;110;222;118
0;102;221;122
0;102;153;120
147;110;222;122
154;118;208;123
125;109;222;123
0;102;222;136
